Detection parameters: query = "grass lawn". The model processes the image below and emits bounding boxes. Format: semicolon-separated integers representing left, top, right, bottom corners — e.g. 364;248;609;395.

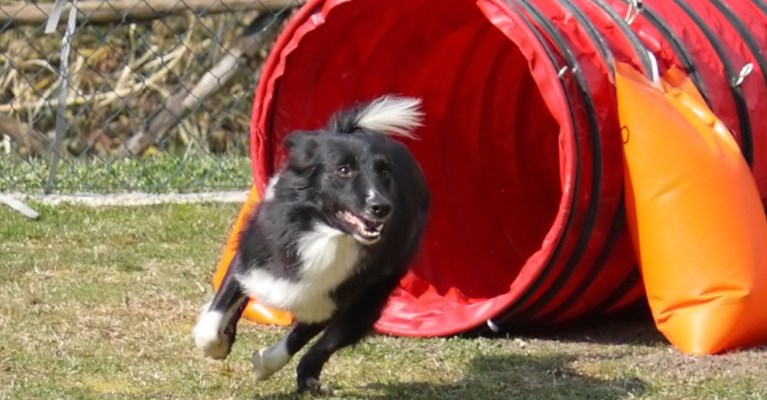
1;202;766;400
0;156;252;194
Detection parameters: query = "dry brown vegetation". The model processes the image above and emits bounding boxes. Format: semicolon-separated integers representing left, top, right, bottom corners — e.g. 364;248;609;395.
0;1;293;159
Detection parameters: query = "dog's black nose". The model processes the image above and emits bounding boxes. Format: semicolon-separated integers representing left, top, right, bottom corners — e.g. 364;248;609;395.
366;200;392;219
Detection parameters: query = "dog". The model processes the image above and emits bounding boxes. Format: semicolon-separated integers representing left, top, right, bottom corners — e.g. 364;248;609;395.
192;95;430;394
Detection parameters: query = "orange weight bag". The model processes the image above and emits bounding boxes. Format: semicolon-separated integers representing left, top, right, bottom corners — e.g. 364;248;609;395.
210;186;293;327
616;61;767;354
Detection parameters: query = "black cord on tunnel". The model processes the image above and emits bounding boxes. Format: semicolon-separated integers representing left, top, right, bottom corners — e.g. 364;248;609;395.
557;0;767;321
557;0;767;325
532;200;637;325
523;0;653;324
516;0;620;321
492;0;604;330
589;0;655;79
750;0;767;17
469;0;583;336
706;0;767;111
672;0;754;167
477;0;581;332
620;1;712;107
557;0;614;67
578;265;642;321
512;0;638;325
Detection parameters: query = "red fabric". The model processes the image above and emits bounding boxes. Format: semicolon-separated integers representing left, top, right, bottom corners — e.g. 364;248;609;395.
248;0;767;336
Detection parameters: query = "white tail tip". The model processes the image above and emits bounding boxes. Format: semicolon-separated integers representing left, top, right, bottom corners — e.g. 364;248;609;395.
354;96;424;139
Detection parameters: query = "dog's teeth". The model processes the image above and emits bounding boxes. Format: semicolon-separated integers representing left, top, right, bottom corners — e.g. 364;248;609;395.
339;210;383;241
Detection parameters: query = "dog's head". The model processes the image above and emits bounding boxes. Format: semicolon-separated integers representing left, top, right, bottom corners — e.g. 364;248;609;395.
275;96;424;246
282;131;399;245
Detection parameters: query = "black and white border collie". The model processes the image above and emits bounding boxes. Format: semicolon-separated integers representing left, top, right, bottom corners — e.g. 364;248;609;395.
193;95;430;394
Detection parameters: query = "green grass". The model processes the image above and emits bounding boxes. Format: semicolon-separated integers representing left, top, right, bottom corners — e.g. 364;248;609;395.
1;203;766;399
0;155;252;194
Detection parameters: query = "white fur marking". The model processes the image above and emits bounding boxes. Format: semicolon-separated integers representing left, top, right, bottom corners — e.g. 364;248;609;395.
296;223;358;277
193;305;230;359
263;175;280;201
236;269;335;322
236;223;360;323
355;96;424;139
193;298;244;359
252;335;291;381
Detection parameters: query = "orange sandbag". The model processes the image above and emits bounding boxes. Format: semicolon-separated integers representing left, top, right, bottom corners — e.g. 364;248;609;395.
616;61;767;354
211;186;294;326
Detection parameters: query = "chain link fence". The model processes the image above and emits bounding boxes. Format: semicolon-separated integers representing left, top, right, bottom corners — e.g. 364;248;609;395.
0;0;300;194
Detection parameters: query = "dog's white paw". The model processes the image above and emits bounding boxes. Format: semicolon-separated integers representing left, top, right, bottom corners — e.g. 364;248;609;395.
193;310;231;360
252;343;290;381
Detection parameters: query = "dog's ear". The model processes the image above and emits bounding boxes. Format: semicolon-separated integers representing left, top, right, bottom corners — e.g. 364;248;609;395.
283;130;321;173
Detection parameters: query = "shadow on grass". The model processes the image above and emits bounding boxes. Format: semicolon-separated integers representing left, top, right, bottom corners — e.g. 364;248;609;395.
504;303;667;347
249;307;657;399
362;353;647;400
251;353;646;400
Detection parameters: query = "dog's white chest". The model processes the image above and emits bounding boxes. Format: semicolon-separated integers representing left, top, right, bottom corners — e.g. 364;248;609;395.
237;223;360;323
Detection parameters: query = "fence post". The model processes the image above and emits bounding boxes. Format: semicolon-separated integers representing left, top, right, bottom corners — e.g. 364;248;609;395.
44;0;79;194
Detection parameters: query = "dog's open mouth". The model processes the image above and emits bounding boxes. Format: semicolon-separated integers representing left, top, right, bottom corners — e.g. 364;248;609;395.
336;210;383;244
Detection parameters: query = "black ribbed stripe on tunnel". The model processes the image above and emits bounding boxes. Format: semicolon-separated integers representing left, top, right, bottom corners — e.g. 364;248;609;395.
511;0;632;324
626;1;712;107
751;0;767;17
578;266;642;321
531;200;630;325
706;0;767;111
474;0;581;335
589;0;655;78
492;0;604;330
672;0;754;167
557;0;614;66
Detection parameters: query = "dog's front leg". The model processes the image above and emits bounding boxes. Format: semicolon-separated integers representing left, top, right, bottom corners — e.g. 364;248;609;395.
295;279;397;395
192;261;247;360
252;321;326;382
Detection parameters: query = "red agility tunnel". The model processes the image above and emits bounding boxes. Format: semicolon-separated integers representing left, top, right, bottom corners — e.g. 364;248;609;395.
247;0;767;337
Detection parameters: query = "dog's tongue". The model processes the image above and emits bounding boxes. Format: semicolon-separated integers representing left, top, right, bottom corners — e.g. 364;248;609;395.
341;211;380;235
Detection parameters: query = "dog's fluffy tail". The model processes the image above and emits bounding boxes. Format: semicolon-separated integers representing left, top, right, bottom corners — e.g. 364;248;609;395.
330;96;424;139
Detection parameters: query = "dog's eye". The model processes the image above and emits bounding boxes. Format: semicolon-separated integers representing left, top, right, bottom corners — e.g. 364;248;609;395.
337;165;353;178
375;160;392;178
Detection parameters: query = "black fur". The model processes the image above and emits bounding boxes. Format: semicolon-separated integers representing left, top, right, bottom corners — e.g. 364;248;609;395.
197;97;430;394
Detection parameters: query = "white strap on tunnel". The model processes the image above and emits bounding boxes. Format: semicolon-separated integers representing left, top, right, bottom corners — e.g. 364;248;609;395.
624;0;643;26
733;63;754;87
647;50;660;87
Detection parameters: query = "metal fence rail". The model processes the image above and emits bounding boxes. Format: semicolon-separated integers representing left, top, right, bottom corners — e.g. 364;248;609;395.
0;0;299;194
